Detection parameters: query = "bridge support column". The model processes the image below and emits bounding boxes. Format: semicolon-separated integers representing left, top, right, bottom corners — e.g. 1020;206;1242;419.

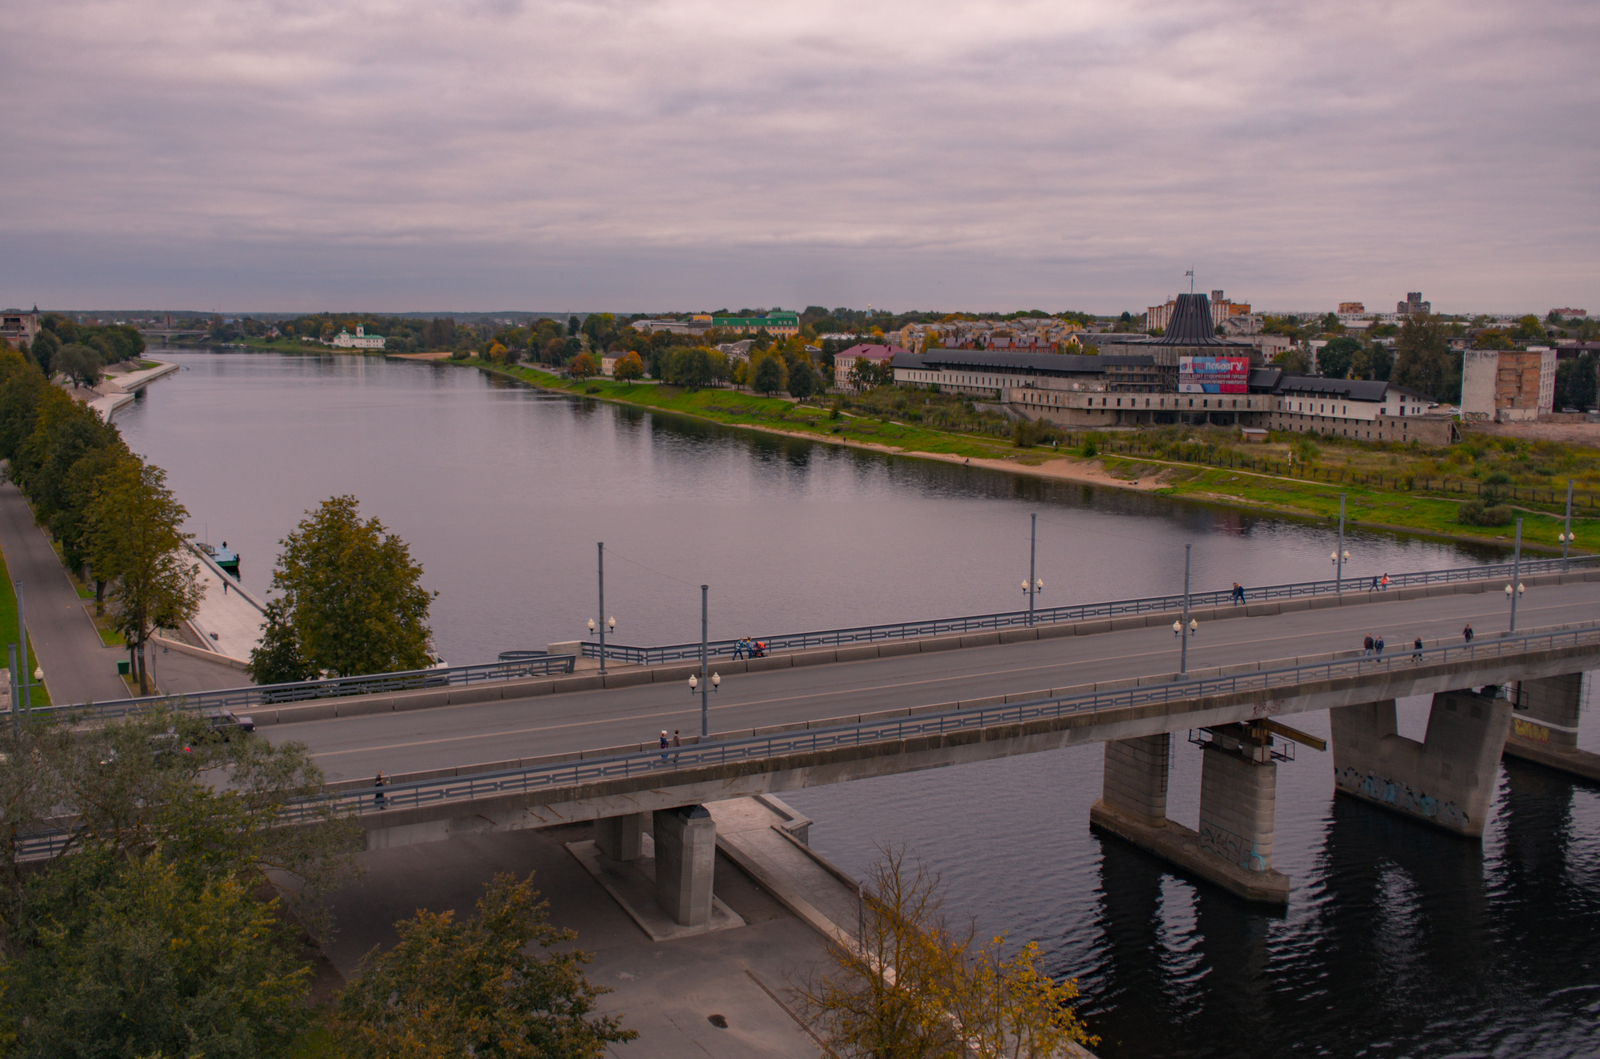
653;805;716;927
594;812;645;862
1101;734;1170;826
1502;674;1600;781
1090;731;1289;904
1198;735;1277;876
1331;691;1512;837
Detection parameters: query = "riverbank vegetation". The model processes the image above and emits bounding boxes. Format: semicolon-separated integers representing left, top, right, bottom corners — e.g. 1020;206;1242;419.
465;358;1598;552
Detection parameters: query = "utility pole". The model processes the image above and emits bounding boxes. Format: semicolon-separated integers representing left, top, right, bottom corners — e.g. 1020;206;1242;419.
1563;480;1574;573
700;585;709;738
1509;519;1523;633
597;543;606;676
1337;493;1346;591
1179;544;1192;674
1027;513;1037;625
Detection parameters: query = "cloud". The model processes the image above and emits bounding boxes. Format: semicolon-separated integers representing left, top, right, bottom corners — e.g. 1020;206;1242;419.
3;0;1596;312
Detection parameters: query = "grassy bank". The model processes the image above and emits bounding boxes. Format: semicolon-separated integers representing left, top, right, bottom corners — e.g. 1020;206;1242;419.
457;358;1597;553
0;545;52;706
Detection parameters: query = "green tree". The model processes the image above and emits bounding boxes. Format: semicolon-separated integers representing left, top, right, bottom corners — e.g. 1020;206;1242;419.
28;329;58;376
265;495;435;678
54;342;102;388
613;351;644;388
1317;336;1361;379
753;354;785;395
1555;353;1598;411
1510;314;1546;342
568;352;598;378
329;872;634;1059
1272;348;1311;374
247;598;317;685
1392;313;1458;400
788;360;818;400
84;457;203;694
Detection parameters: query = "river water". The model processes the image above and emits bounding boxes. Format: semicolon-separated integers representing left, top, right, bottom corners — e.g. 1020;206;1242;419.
119;351;1600;1059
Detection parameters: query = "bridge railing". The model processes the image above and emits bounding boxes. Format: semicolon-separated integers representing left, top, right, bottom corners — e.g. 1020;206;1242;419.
580;554;1600;666
292;622;1600;824
52;654;577;720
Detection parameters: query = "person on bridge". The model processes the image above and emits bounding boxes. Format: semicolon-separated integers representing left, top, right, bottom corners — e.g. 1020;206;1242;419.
1370;575;1380;593
1381;573;1390;590
1463;624;1474;642
1413;637;1424;662
660;730;670;762
1231;583;1245;605
373;771;387;809
1363;635;1373;656
671;730;682;764
1374;635;1385;656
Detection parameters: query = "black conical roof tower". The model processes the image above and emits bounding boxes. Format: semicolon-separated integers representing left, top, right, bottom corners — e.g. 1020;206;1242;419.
1154;293;1222;345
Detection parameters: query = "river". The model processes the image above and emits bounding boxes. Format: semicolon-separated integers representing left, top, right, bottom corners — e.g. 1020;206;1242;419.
119;350;1600;1059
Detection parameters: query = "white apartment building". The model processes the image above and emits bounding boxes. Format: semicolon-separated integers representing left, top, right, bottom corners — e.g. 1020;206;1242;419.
331;326;385;349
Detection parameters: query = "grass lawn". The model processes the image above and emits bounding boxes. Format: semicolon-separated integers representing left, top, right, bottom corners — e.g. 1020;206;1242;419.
0;545;51;706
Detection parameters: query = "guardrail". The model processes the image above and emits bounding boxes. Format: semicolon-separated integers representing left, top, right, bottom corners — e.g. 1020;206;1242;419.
54;655;577;720
302;623;1600;824
581;555;1600;666
19;624;1598;860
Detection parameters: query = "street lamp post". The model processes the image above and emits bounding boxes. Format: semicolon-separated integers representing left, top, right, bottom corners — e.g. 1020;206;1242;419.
1506;518;1524;633
1334;493;1347;591
1022;513;1044;624
15;580;28;712
686;584;720;738
1171;543;1198;674
1561;480;1575;572
588;542;615;676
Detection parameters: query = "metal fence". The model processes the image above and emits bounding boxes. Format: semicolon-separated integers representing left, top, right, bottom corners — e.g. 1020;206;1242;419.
55;654;576;719
300;623;1600;824
581;555;1600;666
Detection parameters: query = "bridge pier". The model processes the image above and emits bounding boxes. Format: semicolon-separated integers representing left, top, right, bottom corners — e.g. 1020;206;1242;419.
1331;692;1512;837
653;805;716;927
595;811;645;861
1503;674;1600;782
1090;731;1290;904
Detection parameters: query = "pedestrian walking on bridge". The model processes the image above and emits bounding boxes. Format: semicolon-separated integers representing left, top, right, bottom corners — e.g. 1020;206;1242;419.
1374;635;1385;656
1363;634;1374;656
1413;637;1424;663
373;771;388;810
1463;624;1474;643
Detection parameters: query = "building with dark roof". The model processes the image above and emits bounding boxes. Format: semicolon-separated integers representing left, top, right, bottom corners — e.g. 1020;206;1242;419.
1101;293;1262;368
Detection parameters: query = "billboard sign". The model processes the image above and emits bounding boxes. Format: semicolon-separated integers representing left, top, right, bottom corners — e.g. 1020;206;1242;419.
1179;356;1250;394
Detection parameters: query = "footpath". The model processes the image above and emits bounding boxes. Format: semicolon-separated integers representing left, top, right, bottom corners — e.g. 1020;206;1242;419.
84;359;179;421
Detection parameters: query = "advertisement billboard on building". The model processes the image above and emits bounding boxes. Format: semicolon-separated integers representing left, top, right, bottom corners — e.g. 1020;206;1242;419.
1179;356;1250;394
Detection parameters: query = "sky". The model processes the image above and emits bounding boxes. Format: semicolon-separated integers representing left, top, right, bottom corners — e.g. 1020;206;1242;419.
3;0;1596;315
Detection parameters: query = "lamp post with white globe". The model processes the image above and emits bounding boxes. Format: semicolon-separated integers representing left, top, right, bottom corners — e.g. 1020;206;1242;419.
687;584;720;739
1172;544;1198;674
1506;518;1524;632
1561;480;1575;572
1022;513;1044;625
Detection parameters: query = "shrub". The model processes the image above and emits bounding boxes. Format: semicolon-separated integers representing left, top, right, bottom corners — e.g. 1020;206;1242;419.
1458;500;1513;526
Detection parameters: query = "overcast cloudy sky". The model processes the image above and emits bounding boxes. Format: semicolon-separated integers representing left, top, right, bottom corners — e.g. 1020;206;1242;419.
3;0;1595;314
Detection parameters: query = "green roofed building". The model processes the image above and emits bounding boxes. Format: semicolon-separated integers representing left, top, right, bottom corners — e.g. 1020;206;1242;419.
702;310;800;336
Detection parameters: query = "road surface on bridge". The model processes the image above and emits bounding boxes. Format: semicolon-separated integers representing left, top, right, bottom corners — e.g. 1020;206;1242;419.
276;583;1600;783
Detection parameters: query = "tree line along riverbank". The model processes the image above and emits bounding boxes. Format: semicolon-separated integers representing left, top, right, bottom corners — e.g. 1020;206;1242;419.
455;356;1596;555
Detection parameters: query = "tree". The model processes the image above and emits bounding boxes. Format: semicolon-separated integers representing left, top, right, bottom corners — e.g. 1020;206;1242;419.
791;848;1096;1058
1511;315;1546;342
753;355;785;395
613;351;644;388
329;872;635;1059
84;457;203;694
248;598;317;684
569;352;598;378
788;360;818;400
1272;348;1311;374
1392;313;1458;401
28;328;58;377
1555;353;1599;411
1317;336;1361;379
1352;342;1394;381
265;495;435;678
54;342;102;389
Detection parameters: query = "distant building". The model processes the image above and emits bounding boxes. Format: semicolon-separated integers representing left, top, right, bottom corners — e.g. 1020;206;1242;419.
834;344;903;392
1396;292;1431;315
1338;302;1365;314
1146;290;1251;332
715;340;754;361
331;325;385;350
706;310;800;337
1460;348;1556;422
631;318;702;335
0;307;41;351
1551;308;1589;319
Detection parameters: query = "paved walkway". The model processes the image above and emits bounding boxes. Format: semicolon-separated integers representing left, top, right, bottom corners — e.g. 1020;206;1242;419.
0;480;126;705
184;543;266;661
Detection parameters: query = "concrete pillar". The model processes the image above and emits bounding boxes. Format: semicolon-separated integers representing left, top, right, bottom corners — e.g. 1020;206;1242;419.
653;804;716;927
1331;691;1512;838
594;811;644;862
1513;674;1583;748
1197;739;1277;874
1101;734;1171;827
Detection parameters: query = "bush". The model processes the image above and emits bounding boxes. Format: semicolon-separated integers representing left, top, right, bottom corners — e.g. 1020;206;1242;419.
1012;419;1041;448
1458;500;1513;526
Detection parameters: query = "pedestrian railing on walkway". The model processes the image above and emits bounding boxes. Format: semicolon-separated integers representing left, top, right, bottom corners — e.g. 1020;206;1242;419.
51;654;578;720
581;555;1600;666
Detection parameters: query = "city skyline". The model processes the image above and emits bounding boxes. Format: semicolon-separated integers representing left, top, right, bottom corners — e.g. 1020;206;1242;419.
4;0;1596;314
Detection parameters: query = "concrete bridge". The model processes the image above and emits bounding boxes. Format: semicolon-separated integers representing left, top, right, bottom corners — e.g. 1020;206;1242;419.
259;574;1600;922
